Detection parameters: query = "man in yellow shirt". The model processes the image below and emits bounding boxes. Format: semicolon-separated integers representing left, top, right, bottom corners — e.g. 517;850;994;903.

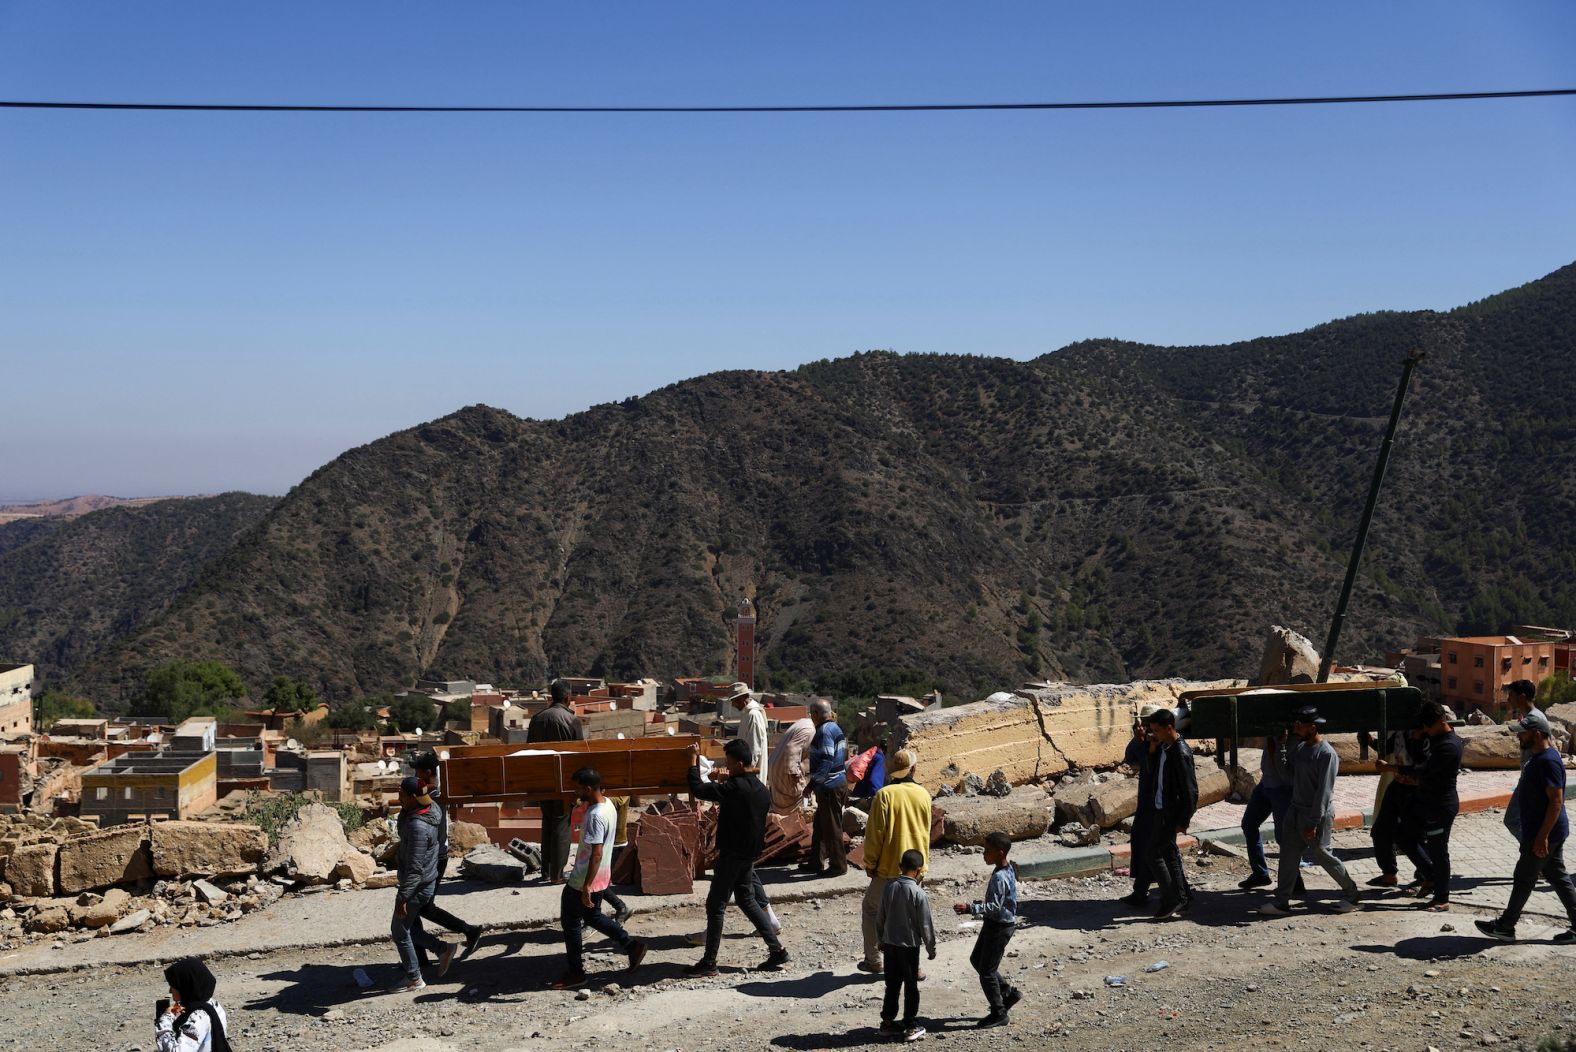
859;748;932;974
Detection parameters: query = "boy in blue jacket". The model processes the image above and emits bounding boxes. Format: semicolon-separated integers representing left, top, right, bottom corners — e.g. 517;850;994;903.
954;831;1021;1028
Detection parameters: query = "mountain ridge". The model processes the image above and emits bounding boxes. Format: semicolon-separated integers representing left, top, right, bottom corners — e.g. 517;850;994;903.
44;261;1576;707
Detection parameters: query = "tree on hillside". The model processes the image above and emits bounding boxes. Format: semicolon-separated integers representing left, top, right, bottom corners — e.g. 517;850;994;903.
326;699;377;731
443;698;472;726
135;659;247;723
386;695;436;733
1538;671;1576;709
36;690;94;730
264;675;322;714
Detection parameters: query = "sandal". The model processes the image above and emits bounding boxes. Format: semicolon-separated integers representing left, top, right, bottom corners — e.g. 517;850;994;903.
1422;901;1450;913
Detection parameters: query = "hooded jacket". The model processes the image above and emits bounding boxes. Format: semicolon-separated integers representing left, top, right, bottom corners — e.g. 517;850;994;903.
396;803;444;903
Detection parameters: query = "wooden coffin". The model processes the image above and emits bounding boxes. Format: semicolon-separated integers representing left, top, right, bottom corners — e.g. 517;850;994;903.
440;735;699;805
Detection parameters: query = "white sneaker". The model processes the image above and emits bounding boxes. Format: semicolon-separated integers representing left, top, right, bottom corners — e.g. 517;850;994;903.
386;976;426;993
1259;901;1294;917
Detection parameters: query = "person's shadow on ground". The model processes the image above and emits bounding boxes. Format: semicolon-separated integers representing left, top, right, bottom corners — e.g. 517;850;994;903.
736;970;866;999
1353;936;1498;961
244;963;380;1015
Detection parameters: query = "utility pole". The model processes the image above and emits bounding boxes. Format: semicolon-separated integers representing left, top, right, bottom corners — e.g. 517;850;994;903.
1317;350;1424;682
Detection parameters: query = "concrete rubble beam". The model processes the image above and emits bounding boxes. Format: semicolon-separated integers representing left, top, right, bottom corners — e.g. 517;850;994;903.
892;678;1241;793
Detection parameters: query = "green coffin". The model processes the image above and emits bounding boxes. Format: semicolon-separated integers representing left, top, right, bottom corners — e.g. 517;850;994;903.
1187;685;1424;740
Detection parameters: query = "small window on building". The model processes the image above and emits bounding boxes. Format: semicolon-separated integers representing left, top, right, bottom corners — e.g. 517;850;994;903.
1448;652;1457;664
1474;680;1484;694
1447;676;1458;690
1540;656;1550;667
96;787;108;801
123;786;134;801
1474;656;1485;668
1523;656;1532;664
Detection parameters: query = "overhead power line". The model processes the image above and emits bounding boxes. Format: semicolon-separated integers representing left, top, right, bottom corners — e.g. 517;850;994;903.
1;87;1573;115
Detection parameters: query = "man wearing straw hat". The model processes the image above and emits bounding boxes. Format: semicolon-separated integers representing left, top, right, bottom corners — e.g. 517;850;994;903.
859;748;933;975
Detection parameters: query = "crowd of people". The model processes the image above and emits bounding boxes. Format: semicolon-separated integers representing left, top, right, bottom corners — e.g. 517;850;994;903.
145;679;1574;1049
1116;678;1576;940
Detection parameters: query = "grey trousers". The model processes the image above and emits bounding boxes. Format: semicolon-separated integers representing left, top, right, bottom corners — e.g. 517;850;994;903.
1276;812;1355;903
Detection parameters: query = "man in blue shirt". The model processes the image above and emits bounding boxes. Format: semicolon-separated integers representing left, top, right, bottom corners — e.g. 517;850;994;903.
804;699;849;878
1475;710;1576;943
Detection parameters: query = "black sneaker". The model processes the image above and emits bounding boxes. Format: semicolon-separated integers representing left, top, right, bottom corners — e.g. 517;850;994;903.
1238;873;1272;890
1552;929;1576;944
462;925;483;959
757;948;791;971
614;903;634;924
1117;891;1148;907
977;1012;1009;1029
1152;899;1181;920
626;938;648;971
1002;987;1023;1014
1176;895;1195;915
879;1021;902;1036
685;960;720;979
1473;918;1515;942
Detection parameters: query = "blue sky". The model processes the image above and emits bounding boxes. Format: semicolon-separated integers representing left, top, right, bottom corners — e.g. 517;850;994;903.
2;3;1573;500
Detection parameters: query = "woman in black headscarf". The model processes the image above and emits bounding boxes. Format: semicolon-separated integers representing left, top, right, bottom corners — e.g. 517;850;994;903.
157;957;230;1052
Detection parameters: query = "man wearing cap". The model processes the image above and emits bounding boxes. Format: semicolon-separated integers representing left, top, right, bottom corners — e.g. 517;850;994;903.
1383;701;1464;911
1474;710;1576;943
388;775;454;991
1501;679;1544;841
1117;704;1161;908
805;700;849;878
528;679;585;884
1262;706;1360;916
407;749;483;964
730;683;769;784
1142;707;1198;919
860;748;932;974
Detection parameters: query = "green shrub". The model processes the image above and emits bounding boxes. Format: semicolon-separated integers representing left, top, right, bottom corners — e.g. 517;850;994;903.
242;791;364;844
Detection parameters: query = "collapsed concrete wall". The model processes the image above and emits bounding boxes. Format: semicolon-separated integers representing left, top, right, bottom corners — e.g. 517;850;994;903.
891;678;1242;793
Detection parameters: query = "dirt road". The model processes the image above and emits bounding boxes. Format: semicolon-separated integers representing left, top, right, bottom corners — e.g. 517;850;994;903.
6;847;1576;1051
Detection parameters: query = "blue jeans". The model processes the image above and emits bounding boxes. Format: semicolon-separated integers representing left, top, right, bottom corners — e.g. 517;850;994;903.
561;884;632;976
1242;783;1293;880
391;881;444;980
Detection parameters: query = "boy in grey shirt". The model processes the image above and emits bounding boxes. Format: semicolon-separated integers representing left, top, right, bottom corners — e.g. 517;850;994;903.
877;848;935;1041
955;831;1023;1028
1263;706;1359;915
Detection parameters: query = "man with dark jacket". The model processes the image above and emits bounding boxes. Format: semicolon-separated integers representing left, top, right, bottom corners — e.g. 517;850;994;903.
1143;707;1198;919
1384;701;1464;911
1118;705;1160;908
685;738;790;977
408;749;482;966
389;776;454;992
528;679;585;883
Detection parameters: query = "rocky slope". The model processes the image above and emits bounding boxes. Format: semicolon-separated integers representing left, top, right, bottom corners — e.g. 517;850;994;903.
59;262;1576;705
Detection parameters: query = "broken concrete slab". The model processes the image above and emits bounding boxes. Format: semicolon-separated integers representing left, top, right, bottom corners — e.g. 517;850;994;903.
109;908;151;934
7;843;57;898
262;803;349;884
193;879;229;905
363;870;398;890
940;785;1052;846
151;821;268;878
333;849;377;885
634;806;697;896
57;827;152;894
893;678;1241;793
1259;625;1320;685
458;844;526;883
1087;777;1141;830
447;821;490;857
